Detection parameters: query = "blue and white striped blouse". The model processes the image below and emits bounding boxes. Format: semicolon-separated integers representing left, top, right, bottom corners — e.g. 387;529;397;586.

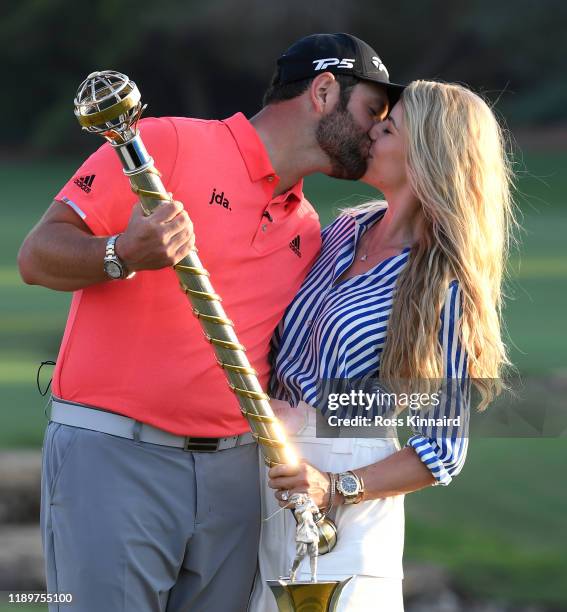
270;205;470;486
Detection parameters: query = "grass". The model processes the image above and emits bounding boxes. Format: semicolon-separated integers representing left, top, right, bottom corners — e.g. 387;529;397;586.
0;152;565;606
405;438;567;606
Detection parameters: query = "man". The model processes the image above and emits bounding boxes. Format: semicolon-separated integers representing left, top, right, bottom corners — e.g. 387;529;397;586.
18;33;404;611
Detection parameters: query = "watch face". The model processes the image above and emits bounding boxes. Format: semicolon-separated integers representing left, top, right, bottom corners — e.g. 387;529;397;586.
104;260;122;279
340;475;358;495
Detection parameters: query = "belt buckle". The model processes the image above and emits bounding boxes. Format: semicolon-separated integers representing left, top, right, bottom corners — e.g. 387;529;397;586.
183;436;220;452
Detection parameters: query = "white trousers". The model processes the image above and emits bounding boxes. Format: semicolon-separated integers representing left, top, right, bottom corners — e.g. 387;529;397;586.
248;404;405;612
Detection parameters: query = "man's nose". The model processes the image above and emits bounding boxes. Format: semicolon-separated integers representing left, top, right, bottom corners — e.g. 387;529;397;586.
369;122;381;141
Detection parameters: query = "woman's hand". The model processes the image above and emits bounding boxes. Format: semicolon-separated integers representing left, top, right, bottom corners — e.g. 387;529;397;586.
269;399;306;436
268;461;336;509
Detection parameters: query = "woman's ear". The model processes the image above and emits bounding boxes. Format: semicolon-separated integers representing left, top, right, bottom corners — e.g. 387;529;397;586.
309;73;339;114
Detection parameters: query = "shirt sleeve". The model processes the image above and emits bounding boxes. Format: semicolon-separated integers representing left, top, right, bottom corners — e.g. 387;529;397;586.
54;117;178;236
405;280;471;486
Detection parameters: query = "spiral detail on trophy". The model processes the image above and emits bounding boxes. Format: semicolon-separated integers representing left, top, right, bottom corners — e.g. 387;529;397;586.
73;71;338;558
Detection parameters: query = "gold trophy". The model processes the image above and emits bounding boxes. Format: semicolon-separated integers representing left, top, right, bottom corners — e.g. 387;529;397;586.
268;577;353;612
267;493;351;611
73;71;348;611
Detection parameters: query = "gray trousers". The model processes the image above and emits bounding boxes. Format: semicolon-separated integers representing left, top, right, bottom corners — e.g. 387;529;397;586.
40;421;261;612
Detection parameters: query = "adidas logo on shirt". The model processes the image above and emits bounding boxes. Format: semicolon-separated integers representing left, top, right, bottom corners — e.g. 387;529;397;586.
289;235;302;257
74;174;95;193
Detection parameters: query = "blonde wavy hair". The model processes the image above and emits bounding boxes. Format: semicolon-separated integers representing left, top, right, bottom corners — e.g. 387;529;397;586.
355;80;516;410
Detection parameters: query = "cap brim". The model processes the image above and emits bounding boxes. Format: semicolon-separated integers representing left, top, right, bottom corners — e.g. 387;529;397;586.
358;75;406;108
384;83;406;108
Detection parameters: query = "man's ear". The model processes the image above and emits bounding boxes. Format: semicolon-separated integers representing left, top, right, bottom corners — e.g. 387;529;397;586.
309;73;339;114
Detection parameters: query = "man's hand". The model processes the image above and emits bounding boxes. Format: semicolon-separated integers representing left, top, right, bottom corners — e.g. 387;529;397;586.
18;198;196;291
268;462;335;509
116;201;195;272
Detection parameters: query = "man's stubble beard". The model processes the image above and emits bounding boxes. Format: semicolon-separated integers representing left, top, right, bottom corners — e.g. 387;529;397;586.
316;107;370;180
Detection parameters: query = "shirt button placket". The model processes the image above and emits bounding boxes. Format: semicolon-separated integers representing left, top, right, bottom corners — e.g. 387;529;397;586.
263;175;276;238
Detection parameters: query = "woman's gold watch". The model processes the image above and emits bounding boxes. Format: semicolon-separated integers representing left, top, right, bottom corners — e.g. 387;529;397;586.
336;471;365;504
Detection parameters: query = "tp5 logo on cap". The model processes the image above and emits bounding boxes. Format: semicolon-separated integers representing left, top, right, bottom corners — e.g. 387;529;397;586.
313;58;355;71
274;33;406;108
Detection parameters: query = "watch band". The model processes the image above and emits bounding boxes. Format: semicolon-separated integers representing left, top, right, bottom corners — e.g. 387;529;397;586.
353;473;365;504
104;234;134;280
105;233;119;257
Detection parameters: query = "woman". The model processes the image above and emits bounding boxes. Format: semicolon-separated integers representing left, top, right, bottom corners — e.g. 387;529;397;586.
249;80;515;611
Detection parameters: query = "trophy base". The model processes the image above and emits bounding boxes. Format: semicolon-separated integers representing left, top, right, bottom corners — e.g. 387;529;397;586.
267;576;352;612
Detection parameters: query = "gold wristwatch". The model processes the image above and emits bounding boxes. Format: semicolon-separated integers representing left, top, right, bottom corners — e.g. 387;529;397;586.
336;471;365;505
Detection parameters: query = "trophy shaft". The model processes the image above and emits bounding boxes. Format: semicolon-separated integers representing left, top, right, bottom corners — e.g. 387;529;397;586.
73;69;337;554
112;134;294;467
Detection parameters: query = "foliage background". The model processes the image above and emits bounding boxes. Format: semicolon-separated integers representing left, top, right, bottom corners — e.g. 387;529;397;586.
3;0;567;154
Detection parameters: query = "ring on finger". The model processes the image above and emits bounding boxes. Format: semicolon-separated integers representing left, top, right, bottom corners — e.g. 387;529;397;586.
281;490;290;502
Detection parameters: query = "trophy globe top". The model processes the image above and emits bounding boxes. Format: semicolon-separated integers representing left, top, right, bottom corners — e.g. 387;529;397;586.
74;70;144;142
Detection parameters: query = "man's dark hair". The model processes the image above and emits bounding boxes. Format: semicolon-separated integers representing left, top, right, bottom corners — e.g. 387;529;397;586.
263;72;360;109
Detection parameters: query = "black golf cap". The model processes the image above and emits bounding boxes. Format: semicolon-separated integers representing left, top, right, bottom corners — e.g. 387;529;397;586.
275;33;406;108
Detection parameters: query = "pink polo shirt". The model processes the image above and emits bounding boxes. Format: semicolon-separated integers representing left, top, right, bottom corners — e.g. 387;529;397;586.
53;113;321;436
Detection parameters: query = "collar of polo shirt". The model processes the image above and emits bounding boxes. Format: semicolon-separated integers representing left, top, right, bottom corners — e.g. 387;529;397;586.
222;113;303;206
